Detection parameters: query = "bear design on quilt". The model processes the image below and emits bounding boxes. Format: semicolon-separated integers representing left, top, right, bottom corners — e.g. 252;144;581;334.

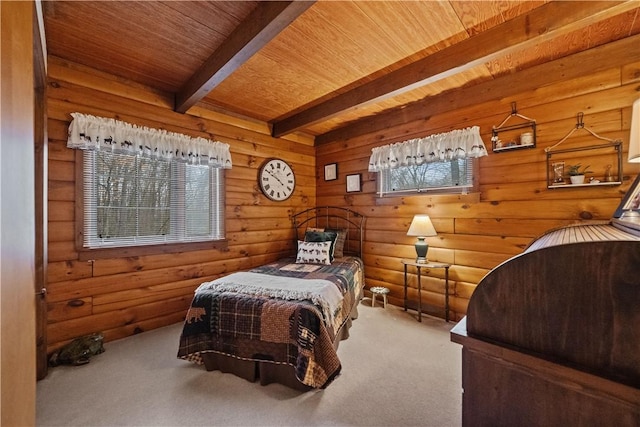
186;306;206;324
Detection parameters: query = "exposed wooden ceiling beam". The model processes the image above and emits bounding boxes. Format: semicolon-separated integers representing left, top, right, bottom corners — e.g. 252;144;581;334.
272;0;637;138
175;1;315;114
315;33;640;145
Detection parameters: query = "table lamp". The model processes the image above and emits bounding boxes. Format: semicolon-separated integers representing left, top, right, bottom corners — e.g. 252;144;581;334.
407;215;437;263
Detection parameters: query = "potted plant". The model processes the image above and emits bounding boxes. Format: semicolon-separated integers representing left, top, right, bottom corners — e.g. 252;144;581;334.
567;163;593;184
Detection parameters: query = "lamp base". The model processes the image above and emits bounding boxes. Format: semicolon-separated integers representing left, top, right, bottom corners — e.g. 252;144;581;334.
414;238;429;264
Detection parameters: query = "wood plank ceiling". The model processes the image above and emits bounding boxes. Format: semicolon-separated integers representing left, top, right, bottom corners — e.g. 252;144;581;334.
43;1;640;144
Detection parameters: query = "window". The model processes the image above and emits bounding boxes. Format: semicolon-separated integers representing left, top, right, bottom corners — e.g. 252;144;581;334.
378;158;475;196
368;126;487;197
82;150;224;249
66;112;231;253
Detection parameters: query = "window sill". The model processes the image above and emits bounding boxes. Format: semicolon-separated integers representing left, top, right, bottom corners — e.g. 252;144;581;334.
376;192;480;204
77;239;228;261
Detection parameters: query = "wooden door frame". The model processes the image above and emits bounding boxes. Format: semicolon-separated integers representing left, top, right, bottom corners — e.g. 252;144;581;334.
34;0;48;381
0;1;40;424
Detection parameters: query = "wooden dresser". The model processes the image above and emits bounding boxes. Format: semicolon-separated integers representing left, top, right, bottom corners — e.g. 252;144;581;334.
451;176;640;426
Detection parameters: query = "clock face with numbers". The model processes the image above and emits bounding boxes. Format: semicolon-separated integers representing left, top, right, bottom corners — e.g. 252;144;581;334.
258;158;296;201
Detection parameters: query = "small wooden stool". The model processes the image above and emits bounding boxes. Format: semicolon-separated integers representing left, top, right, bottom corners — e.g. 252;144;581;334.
370;286;390;308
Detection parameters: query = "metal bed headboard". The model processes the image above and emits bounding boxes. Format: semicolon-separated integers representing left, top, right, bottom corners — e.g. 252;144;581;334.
292;206;366;258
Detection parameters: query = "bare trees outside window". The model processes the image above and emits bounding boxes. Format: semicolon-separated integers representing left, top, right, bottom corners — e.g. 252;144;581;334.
378;159;474;196
83;150;224;248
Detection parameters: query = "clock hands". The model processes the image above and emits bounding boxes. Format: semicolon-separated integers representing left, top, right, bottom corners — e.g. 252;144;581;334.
265;168;285;187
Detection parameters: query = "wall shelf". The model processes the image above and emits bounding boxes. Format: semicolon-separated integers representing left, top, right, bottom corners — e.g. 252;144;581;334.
548;181;622;189
545;112;623;189
546;141;622;189
491;102;536;152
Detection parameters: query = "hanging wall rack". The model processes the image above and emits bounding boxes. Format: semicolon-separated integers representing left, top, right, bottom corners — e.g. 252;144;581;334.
545;112;620;151
491;102;537;152
545;112;622;189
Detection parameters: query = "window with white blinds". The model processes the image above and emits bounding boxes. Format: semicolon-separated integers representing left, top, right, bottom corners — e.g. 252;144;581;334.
83;150;224;248
368;126;486;197
378;158;475;196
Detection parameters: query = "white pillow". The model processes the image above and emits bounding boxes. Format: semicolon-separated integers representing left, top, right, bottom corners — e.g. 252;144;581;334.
296;240;332;265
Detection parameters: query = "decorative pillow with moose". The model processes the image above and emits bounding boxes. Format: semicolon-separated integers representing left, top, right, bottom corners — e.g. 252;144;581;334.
304;230;338;261
296;240;332;265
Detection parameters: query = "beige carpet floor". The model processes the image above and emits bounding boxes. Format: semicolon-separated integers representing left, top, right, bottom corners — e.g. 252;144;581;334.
37;301;462;426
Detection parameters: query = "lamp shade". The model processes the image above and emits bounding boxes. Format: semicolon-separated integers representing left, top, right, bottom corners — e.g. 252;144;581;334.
407;215;437;237
407;215;437;263
630;98;640;163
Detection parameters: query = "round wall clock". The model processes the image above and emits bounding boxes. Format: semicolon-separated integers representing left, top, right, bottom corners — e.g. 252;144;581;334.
258;158;296;201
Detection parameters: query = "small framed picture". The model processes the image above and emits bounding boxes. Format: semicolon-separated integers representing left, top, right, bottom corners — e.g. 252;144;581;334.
324;163;337;181
346;173;361;193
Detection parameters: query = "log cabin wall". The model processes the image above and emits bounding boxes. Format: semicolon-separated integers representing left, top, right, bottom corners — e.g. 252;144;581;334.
316;38;640;322
46;34;640;351
46;56;315;353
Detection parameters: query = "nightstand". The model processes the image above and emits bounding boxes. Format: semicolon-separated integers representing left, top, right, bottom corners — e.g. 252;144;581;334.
401;259;451;322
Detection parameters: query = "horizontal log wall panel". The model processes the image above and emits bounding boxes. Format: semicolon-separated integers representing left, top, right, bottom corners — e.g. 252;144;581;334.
479;181;631;203
318;39;640;322
47;220;74;242
48;136;74;162
48;260;93;283
92;286;199;315
91;277;205;308
449;297;469;316
48;241;76;263
453;218;582;238
47;310;190;353
48;265;221;303
48;180;74;202
364;249;503;272
46;58;314;351
48;160;73;182
48;244;292;303
47;295;193;346
47;298;93;323
455;281;480;301
453;250;512;271
91;250;243;278
98;311;187;350
365;198;623;220
365;251;455;270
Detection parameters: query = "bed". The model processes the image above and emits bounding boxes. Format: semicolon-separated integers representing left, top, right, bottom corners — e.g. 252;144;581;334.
177;206;366;391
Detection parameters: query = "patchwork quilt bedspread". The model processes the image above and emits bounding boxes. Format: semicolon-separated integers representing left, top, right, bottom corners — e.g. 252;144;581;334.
177;257;364;389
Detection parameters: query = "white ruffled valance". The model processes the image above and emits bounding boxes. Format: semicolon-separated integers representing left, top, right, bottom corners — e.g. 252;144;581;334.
368;126;487;172
67;112;232;168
